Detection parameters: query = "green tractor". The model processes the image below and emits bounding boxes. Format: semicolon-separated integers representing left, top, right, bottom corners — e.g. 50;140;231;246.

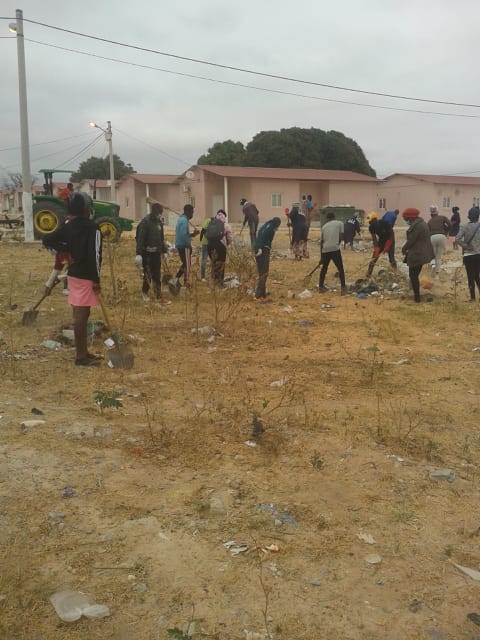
33;169;133;241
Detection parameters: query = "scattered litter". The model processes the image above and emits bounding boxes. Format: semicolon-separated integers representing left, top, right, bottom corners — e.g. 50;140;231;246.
467;613;480;627
387;454;404;463
257;503;297;527
390;358;410;366
258;543;283;554
468;389;476;395
191;325;215;335
62;486;76;498
429;469;455;483
297;289;313;299
104;338;115;348
224;277;240;288
244;630;270;640
270;377;288;387
365;554;382;565
287;290;294;299
224;541;249;556
420;280;434;290
357;531;376;545
310;580;321;587
298;319;314;326
20;419;45;428
356;292;367;299
453;563;480;581
61;329;75;342
244;440;257;448
472;347;480;352
391;282;399;290
31;407;44;415
321;303;334;309
41;340;62;350
252;416;265;438
206;335;215;343
49;590;110;622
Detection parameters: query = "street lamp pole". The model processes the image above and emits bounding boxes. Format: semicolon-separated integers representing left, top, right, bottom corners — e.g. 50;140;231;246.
10;9;33;241
105;121;116;202
89;120;116;202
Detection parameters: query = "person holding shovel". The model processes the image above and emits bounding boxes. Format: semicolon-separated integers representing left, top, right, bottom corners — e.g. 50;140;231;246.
43;192;103;367
135;203;170;304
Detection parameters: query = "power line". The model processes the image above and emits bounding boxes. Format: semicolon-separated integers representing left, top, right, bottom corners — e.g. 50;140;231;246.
0;132;96;153
53;133;104;170
114;127;192;167
25;39;480;120
23;18;480;110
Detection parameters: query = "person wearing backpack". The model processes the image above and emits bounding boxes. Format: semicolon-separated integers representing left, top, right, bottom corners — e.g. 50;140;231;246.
206;209;232;286
199;215;213;281
455;207;480;301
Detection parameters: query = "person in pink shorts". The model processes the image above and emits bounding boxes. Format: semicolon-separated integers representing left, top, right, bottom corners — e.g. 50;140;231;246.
43;192;102;367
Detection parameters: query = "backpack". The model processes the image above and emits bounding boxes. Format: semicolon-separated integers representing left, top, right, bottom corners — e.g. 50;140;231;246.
206;217;225;241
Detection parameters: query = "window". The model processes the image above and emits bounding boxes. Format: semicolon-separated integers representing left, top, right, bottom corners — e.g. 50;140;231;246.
442;196;451;208
378;197;386;209
473;197;480;207
189;196;196;208
271;193;282;207
124;197;129;208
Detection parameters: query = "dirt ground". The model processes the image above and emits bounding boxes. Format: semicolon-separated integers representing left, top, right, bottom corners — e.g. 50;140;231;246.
1;225;480;640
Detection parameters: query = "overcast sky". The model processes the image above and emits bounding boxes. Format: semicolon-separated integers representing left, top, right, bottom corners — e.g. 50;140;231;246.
1;0;479;183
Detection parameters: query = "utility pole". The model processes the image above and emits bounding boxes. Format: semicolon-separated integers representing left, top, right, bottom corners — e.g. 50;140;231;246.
10;9;33;241
105;121;116;202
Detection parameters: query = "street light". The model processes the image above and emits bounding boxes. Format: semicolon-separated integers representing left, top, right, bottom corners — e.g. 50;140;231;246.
9;9;33;241
89;120;116;202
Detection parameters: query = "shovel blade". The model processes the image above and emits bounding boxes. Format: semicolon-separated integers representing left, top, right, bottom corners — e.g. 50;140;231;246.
22;309;39;326
106;345;134;369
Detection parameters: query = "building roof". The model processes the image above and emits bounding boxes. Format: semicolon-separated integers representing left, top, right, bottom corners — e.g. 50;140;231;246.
127;174;178;185
386;173;480;186
196;165;379;182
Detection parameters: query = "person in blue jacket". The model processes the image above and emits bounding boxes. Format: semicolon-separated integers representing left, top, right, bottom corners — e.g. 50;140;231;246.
254;217;281;301
381;209;399;265
174;204;199;287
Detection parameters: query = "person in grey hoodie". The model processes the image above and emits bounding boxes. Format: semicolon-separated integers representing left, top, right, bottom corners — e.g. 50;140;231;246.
455;207;480;301
318;211;347;294
427;204;451;275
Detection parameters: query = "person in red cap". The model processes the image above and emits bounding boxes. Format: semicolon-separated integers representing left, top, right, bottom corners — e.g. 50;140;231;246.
401;208;434;302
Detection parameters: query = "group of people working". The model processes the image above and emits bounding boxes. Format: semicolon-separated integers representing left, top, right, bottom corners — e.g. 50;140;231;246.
40;191;480;367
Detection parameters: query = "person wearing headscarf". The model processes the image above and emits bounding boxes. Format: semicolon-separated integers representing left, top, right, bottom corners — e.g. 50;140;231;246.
401;208;434;303
206;209;233;287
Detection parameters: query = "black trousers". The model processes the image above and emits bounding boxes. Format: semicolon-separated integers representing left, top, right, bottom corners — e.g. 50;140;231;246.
255;248;270;298
175;247;192;283
142;252;161;298
463;254;480;299
319;250;346;287
409;264;423;301
248;219;259;251
208;240;227;285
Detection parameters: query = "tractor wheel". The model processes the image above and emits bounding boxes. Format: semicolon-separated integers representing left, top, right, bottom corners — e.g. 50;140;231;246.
97;217;121;242
33;202;66;239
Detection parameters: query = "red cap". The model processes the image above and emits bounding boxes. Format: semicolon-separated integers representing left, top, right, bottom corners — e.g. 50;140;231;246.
402;207;420;220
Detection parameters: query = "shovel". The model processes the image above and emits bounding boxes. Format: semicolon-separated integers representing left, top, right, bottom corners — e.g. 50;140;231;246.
97;293;134;369
22;279;60;326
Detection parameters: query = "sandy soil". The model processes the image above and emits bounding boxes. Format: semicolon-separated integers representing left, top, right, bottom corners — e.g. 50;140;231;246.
1;226;480;640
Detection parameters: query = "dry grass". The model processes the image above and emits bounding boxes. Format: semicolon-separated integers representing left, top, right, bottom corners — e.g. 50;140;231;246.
0;230;479;639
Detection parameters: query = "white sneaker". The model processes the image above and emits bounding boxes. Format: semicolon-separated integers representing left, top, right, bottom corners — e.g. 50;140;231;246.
62;289;69;296
142;293;149;302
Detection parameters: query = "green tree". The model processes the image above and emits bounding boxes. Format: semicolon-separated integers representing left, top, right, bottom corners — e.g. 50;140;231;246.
70;155;135;182
244;127;376;176
197;140;246;166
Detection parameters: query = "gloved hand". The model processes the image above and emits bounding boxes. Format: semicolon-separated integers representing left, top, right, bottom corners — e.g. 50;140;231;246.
134;255;143;266
256;249;263;257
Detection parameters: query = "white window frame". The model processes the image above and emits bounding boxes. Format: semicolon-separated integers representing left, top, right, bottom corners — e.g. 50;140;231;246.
473;197;480;207
378;197;386;209
271;193;282;207
442;196;451;208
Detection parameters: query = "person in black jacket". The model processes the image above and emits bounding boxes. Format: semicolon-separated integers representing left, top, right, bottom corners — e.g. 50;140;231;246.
43;192;102;367
240;198;259;251
135;203;170;304
254;217;281;301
